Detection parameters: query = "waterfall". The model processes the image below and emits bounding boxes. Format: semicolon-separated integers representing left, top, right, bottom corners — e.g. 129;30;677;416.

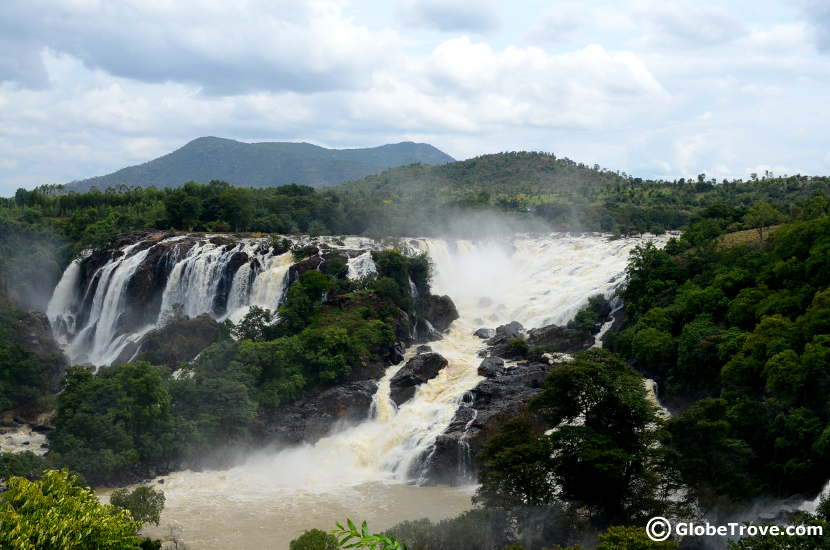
123;232;670;549
149;233;669;488
347;251;377;280
49;235;296;366
46;257;84;345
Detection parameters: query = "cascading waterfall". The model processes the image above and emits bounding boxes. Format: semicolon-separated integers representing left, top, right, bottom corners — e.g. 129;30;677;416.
131;232;668;549
47;235;297;366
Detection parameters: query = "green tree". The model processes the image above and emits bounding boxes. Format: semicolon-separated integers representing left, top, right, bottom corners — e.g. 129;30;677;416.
744;201;783;241
110;485;166;526
0;469;143;549
530;349;684;523
290;528;339;550
49;363;177;484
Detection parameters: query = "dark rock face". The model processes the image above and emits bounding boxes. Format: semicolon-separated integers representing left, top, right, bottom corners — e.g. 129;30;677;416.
473;328;496;339
389;352;449;406
120;235;198;332
421;358;555;485
477;356;505;378
125;314;222;367
287;250;323;283
526;324;594;353
493;321;524;340
419;295;459;334
212;251;250;316
255;380;378;445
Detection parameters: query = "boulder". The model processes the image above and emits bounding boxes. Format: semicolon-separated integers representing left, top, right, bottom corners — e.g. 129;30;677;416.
477;357;505;378
416;345;432;354
389;352;449;405
484;321;528;358
473;327;496;339
526;324;594;353
494;321;524;340
419;295;459;333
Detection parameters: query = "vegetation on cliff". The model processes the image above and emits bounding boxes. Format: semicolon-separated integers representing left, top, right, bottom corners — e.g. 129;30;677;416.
608;207;830;502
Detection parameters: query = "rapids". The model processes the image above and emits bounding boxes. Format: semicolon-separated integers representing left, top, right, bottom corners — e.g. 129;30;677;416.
97;232;667;549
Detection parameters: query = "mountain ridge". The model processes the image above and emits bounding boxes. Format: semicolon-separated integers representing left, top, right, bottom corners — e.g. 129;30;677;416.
65;137;455;191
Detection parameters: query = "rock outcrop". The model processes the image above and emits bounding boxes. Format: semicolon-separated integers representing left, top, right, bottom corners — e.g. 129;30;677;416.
124;314;222;367
417;294;459;339
254;380;378;444
389;352;449;405
526;324;594;353
421;356;564;485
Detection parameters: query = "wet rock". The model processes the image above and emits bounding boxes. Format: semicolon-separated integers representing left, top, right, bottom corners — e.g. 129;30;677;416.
121;236;199;330
125;314;222;367
419;295;459;333
473;328;496;339
485;321;527;358
477;357;505;378
212;251;250;316
287;254;324;283
421;360;552;485
494;321;524;340
526;324;593;353
416;345;432;354
255;380;378;444
389;353;449;405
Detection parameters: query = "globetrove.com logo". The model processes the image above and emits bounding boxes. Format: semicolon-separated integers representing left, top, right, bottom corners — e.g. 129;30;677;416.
645;517;824;541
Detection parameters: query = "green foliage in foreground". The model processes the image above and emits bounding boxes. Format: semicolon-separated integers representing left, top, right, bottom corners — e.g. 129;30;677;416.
290;528;340;550
110;485;166;526
333;518;408;550
594;526;679;550
0;469;143;550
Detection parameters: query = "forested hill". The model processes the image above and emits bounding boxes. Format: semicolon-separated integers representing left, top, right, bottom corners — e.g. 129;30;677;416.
65;137;455;192
336;151;830;235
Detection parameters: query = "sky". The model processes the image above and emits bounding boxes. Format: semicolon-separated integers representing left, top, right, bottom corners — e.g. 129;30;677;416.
1;0;830;195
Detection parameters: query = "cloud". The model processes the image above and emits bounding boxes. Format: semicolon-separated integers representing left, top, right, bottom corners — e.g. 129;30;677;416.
804;0;830;51
526;3;590;44
637;1;746;48
397;0;498;32
0;0;400;94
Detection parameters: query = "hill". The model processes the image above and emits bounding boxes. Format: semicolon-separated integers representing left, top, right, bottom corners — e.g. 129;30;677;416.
335;152;830;235
65;137;455;191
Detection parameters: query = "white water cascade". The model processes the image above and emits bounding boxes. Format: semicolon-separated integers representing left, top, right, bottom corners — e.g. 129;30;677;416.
47;235;296;366
129;232;667;549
